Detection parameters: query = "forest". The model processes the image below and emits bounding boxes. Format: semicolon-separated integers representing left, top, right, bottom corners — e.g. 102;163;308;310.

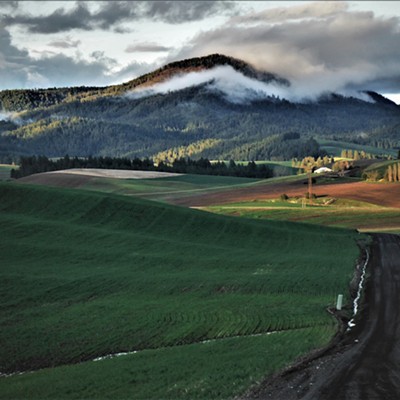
11;155;274;179
1;54;399;164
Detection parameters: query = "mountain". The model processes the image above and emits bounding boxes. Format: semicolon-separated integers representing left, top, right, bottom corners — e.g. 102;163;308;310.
0;54;399;163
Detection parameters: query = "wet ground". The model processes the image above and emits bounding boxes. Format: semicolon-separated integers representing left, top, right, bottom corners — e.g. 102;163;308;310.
244;233;400;400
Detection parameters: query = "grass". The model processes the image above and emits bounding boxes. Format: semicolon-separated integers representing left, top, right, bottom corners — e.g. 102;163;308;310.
206;197;400;233
82;173;263;203
316;138;397;158
0;164;15;180
0;328;333;400
0;182;360;398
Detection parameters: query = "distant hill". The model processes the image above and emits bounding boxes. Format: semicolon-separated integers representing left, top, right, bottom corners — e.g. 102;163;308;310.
0;54;399;163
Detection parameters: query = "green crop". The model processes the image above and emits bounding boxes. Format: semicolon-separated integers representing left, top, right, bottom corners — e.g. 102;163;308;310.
0;182;360;398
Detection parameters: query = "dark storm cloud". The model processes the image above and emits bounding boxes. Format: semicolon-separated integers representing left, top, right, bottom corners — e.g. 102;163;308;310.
0;23;153;90
3;3;92;33
170;2;400;99
2;1;238;33
141;1;238;24
0;1;18;11
0;24;31;89
125;42;172;53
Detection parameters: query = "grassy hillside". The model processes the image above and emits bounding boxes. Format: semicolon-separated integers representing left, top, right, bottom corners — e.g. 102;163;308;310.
82;173;263;203
0;164;14;180
0;182;360;398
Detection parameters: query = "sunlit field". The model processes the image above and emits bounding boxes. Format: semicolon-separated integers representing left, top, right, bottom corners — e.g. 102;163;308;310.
204;197;400;233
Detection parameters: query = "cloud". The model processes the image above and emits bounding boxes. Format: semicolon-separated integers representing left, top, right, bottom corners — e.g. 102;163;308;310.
169;2;400;99
2;1;238;33
47;37;81;49
0;1;18;11
140;1;238;24
127;65;295;104
232;1;349;24
0;25;32;89
111;61;159;85
0;24;154;90
125;42;172;53
3;3;92;34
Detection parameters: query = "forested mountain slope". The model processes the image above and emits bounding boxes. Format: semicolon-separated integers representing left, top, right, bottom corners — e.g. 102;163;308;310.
0;54;399;163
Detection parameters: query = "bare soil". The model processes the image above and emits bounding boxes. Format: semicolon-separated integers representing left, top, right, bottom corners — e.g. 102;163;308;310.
243;233;400;400
19;169;182;188
48;168;183;179
19;172;96;188
171;179;400;208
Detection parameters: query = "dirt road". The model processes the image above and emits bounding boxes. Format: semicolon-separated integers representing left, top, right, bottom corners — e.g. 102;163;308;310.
246;233;400;400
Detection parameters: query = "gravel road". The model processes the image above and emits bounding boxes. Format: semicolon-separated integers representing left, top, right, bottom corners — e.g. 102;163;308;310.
245;233;400;400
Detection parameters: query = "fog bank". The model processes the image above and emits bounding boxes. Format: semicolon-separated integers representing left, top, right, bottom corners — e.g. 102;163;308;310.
127;65;374;104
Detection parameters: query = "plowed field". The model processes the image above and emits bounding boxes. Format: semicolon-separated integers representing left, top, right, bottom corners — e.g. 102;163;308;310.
171;179;400;209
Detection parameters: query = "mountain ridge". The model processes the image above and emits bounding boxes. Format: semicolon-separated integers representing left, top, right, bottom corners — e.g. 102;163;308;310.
0;54;399;163
0;54;289;112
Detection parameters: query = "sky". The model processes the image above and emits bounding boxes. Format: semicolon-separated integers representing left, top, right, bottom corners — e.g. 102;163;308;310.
1;1;400;103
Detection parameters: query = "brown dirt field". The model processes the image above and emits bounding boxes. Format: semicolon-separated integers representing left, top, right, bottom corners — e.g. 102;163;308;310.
19;172;96;188
18;171;400;210
171;179;400;209
18;169;182;188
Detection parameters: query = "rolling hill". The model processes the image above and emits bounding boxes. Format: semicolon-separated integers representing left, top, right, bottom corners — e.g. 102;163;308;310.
0;181;360;398
0;54;399;163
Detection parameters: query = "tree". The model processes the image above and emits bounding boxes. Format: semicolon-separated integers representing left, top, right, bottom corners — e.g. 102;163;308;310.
387;165;393;182
347;149;353;159
393;163;398;182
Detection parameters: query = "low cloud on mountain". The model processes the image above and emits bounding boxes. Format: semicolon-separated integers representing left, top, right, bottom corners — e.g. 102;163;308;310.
0;1;399;98
171;1;400;99
127;65;373;104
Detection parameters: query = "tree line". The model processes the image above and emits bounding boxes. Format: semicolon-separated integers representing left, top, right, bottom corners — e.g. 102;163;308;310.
386;163;400;182
11;155;273;179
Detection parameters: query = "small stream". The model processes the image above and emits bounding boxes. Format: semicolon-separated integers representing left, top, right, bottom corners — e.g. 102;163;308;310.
347;249;369;330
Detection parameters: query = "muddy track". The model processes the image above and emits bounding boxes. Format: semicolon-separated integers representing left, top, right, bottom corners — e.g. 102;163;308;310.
245;233;400;400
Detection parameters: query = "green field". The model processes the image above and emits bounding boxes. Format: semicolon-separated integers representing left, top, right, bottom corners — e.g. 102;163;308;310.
0;164;14;180
0;182;361;399
317;138;397;158
206;197;400;233
71;171;308;205
82;173;263;203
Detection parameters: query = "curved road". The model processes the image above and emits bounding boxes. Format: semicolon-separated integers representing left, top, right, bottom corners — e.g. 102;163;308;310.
247;233;400;400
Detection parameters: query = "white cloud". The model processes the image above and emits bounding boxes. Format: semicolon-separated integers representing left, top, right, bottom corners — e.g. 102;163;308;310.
126;65;373;103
